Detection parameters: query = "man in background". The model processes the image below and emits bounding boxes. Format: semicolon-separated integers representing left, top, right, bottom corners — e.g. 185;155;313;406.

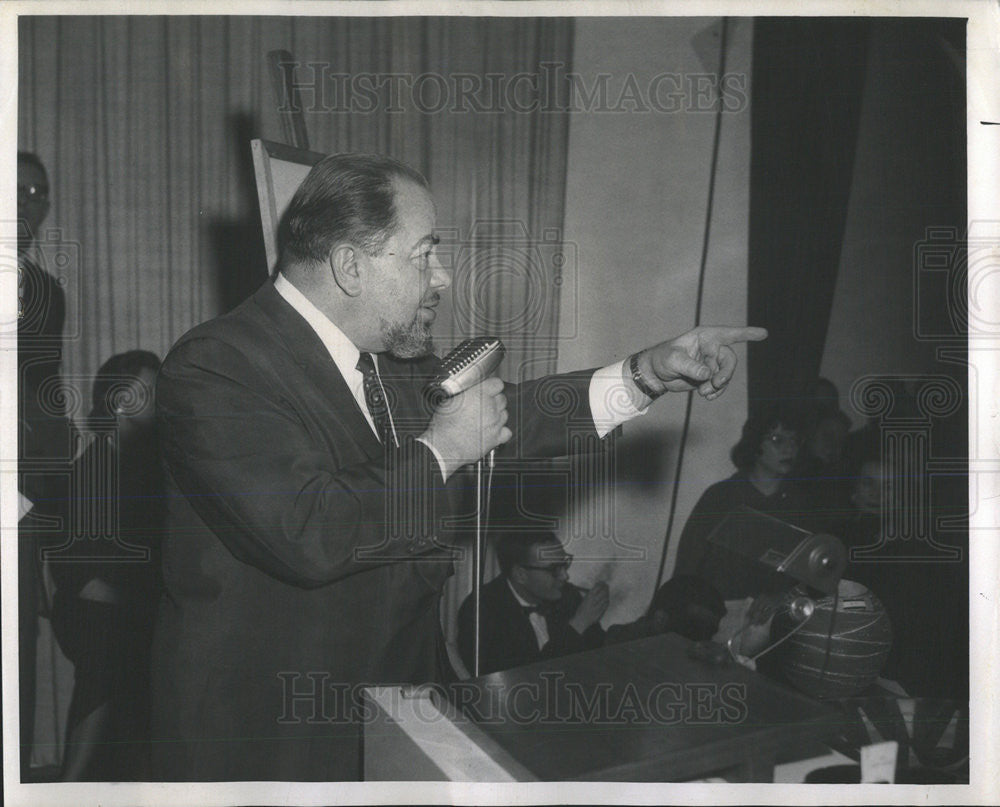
458;531;609;676
458;531;728;677
17;151;74;779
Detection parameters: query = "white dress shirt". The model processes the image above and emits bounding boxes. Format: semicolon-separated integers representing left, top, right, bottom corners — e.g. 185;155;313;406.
273;272;647;477
507;580;550;650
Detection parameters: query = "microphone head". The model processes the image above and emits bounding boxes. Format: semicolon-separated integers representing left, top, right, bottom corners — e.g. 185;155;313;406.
430;337;506;398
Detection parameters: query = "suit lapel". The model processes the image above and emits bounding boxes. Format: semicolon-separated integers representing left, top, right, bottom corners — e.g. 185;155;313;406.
250;282;382;458
248;285;454;592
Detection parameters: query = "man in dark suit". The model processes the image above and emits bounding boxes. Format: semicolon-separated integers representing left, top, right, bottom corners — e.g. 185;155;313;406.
17;151;75;779
458;533;729;677
152;152;765;781
458;531;608;676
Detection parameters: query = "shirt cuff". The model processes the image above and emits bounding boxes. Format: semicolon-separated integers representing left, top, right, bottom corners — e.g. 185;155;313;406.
589;360;649;438
415;436;449;482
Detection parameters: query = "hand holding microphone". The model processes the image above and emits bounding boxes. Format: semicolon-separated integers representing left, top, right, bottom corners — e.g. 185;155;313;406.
421;377;510;478
420;338;510;479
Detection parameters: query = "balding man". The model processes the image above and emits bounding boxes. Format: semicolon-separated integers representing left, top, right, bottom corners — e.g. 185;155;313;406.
152;152;765;781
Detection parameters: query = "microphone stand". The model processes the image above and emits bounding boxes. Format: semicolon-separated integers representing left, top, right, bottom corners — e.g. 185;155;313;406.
472;450;496;678
431;338;504;678
473;459;483;677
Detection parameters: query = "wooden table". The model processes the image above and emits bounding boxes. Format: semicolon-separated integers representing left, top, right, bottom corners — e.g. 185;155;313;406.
448;633;843;782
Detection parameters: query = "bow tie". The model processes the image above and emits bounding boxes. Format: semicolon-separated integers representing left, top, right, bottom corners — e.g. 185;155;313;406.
522;603;552;617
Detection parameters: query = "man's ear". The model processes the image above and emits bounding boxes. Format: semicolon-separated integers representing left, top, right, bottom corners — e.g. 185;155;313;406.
329;243;362;297
509;566;525;586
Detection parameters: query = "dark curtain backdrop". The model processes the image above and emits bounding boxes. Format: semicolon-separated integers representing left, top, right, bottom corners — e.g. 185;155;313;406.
747;18;868;413
18;14;574;758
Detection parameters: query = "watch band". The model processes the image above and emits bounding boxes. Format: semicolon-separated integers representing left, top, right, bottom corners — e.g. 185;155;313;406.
629;352;663;400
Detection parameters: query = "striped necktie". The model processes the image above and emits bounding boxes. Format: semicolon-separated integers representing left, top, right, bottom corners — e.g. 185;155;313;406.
356;352;394;444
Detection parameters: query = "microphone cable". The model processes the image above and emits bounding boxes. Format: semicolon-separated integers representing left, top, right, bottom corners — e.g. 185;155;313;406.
651;17;731;600
472;451;497;679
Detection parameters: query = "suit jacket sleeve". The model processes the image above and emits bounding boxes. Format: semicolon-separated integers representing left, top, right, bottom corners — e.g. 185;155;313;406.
157;335;452;589
499;370;600;459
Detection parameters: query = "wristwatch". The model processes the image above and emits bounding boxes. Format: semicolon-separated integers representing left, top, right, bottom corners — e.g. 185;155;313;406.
629;352;663;400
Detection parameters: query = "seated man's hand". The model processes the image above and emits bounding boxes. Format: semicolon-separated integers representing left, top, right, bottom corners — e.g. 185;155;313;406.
635;326;768;401
568;581;610;634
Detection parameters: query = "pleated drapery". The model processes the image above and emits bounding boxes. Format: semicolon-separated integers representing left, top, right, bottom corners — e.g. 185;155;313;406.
19;15;573;400
18;14;574;763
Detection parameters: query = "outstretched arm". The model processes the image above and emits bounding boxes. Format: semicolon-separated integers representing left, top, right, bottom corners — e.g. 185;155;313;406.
424;327;767;477
624;326;768;405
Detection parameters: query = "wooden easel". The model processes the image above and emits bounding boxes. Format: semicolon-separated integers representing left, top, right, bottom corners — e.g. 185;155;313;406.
252;50;325;274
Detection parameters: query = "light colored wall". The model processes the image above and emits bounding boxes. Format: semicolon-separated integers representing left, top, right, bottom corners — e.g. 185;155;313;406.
555;18;753;625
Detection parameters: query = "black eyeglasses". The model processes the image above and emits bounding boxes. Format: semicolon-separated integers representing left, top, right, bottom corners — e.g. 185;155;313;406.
519;558;572;576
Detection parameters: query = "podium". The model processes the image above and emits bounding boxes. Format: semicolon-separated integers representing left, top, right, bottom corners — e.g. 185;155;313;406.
364;633;842;781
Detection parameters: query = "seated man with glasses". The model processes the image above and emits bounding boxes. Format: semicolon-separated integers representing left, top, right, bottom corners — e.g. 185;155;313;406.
457;530;609;676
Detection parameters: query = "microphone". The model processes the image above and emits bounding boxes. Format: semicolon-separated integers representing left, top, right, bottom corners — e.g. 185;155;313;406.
429;337;506;399
429;337;506;470
428;337;505;680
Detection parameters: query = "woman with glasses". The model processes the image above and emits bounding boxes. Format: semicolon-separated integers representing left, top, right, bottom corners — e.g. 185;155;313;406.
673;405;817;605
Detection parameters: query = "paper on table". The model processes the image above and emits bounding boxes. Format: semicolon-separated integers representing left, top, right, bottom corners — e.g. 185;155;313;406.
861;740;898;784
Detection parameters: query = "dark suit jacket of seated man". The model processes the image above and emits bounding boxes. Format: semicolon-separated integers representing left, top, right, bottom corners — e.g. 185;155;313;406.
457;532;608;676
151;152;766;782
